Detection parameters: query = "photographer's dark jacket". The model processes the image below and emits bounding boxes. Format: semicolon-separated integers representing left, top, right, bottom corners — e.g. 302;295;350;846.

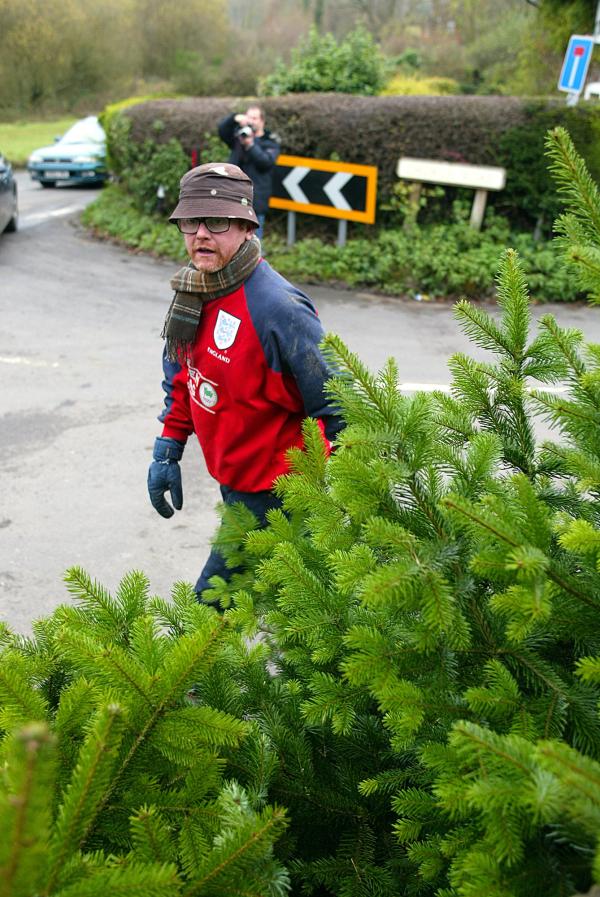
159;258;342;493
217;113;280;216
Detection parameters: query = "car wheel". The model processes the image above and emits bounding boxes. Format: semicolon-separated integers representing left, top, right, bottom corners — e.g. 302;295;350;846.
40;180;56;188
4;212;17;233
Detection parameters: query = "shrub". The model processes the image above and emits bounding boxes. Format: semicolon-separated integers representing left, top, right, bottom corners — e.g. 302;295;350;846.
380;74;459;96
81;185;187;259
259;25;390;97
103;112;189;215
114;94;600;232
0;570;289;896
267;222;580;301
82;184;581;302
187;128;600;894
99;92;180;174
498;99;600;230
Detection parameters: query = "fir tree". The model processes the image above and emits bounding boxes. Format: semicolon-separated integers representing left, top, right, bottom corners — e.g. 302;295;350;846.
0;569;289;896
206;130;600;896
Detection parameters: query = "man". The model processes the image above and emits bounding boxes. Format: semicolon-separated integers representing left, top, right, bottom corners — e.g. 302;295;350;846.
147;163;342;604
217;105;280;238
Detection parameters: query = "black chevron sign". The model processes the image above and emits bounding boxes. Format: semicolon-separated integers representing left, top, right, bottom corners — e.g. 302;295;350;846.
270;154;378;224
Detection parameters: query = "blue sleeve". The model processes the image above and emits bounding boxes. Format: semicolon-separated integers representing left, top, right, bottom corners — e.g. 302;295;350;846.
246;266;344;441
158;348;180;422
247;139;279;173
157;347;193;443
217;114;236;149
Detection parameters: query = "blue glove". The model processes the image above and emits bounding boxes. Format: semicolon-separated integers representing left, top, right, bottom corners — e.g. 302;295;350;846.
148;437;185;518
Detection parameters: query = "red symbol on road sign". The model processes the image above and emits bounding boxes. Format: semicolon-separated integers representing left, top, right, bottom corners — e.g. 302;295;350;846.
558;35;595;94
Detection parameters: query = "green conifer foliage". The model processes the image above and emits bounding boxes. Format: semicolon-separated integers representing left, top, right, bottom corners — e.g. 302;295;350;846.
546;126;600;303
0;570;288;896
7;126;600;897
207;135;600;894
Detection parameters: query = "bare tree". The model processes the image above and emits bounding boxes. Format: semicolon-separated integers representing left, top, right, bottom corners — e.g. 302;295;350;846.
348;0;404;38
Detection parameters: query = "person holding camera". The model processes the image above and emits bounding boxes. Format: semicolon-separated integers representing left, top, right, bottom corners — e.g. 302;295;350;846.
217;105;280;239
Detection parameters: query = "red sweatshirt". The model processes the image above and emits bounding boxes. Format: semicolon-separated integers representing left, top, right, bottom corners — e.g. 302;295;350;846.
159;259;343;492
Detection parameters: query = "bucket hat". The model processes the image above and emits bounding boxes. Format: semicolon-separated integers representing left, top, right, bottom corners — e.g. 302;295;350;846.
169;162;258;226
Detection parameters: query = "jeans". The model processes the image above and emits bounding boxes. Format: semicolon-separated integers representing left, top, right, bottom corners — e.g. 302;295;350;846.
195;484;282;601
255;213;266;241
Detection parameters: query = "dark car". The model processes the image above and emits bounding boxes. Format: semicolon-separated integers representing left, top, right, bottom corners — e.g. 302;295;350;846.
0;151;18;234
27;116;108;188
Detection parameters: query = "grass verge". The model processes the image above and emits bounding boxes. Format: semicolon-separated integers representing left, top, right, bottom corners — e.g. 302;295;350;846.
82;185;581;303
0;117;78;166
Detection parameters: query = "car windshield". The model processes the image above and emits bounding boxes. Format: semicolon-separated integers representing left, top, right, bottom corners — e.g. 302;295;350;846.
59;118;105;145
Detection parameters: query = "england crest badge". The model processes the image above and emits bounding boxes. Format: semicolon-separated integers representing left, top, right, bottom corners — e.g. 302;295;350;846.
213;310;241;350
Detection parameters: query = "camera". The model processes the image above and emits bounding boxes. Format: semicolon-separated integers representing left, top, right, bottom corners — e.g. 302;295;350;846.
234;124;254;139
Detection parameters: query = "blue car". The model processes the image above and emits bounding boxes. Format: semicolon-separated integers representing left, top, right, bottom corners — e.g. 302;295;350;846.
27;116;108;188
0;150;17;234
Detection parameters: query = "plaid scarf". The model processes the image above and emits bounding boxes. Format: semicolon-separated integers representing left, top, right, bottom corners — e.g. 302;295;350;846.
162;235;261;361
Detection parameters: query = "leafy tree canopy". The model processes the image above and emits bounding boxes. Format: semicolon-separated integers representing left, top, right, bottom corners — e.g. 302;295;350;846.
259;24;391;95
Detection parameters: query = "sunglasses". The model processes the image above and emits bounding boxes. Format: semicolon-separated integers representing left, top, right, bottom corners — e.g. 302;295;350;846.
176;216;231;235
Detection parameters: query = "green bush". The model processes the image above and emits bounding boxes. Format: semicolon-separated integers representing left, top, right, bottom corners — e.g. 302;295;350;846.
267;217;579;301
82;184;580;302
0;570;289;896
204;253;600;894
104;112;189;215
259;25;390;97
81;185;186;259
497;100;600;229
207;126;600;895
114;94;600;233
99;93;180;175
380;74;459;96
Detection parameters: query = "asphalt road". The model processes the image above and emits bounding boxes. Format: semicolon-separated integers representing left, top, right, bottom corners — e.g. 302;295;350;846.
3;171;600;633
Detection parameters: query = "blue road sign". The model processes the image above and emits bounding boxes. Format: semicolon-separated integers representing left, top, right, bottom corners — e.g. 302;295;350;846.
558;34;595;94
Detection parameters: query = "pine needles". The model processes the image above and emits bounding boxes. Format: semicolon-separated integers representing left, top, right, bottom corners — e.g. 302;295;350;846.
6;123;600;897
0;571;288;897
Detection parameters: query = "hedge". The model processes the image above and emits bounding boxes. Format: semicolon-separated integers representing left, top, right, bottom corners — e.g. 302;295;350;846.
113;94;600;230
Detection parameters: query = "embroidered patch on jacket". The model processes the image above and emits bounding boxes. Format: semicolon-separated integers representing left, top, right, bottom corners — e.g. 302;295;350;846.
199;381;218;408
188;366;218;413
213;310;241;350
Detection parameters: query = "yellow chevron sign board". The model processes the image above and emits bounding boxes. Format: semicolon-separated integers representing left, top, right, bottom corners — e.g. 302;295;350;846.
270;154;378;224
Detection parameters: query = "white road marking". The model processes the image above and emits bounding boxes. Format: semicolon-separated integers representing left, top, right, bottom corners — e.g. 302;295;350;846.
0;356;59;368
0;359;569;392
19;204;82;229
